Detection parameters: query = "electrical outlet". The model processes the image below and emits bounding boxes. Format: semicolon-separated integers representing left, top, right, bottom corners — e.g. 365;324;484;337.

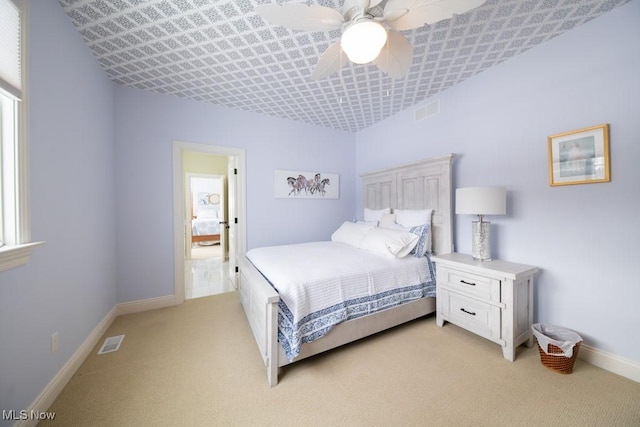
51;332;59;354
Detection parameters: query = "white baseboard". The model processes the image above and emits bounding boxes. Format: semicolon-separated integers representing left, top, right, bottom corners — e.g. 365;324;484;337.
17;305;119;427
579;344;640;383
115;294;178;316
17;294;179;427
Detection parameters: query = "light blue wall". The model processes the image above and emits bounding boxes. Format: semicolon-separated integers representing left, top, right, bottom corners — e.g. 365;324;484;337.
356;0;640;363
114;85;355;303
0;0;117;420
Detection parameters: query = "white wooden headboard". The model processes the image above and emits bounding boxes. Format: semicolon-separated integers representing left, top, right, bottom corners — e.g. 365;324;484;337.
360;154;456;255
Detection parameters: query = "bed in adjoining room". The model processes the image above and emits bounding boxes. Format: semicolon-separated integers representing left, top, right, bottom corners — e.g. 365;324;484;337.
191;193;221;245
237;154;455;386
191;215;221;245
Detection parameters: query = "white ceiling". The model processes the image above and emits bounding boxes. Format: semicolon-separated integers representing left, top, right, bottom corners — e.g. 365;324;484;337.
58;0;631;133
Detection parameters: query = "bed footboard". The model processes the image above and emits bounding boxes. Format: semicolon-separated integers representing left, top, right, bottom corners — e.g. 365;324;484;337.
191;233;220;243
237;255;280;386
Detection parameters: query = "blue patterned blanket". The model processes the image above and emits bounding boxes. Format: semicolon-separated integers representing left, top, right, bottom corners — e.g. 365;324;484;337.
278;273;436;360
247;242;436;361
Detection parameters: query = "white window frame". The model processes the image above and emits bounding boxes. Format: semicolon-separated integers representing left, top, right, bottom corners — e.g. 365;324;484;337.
0;0;44;272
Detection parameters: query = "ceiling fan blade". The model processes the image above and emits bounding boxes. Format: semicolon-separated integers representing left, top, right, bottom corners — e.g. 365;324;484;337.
384;0;486;31
342;0;384;17
311;41;348;80
255;4;345;32
373;30;413;79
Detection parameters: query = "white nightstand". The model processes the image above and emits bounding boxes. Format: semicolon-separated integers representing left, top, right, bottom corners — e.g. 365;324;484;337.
431;253;538;361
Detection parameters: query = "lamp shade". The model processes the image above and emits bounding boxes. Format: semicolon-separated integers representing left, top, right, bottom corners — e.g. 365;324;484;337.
456;187;506;216
341;20;387;64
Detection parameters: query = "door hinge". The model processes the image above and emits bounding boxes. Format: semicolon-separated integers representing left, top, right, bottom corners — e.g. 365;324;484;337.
234;168;237;175
234;217;238;224
235;266;239;273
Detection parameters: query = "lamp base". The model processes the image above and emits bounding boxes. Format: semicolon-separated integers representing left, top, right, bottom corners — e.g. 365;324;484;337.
471;221;492;261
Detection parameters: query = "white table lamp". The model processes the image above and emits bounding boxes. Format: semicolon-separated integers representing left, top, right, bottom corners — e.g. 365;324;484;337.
456;187;506;261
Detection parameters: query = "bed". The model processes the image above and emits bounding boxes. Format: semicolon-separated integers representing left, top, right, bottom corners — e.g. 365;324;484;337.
191;198;221;244
191;217;221;244
237;154;455;386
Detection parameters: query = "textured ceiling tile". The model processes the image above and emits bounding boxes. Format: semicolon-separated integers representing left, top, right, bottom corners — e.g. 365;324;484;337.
58;0;631;132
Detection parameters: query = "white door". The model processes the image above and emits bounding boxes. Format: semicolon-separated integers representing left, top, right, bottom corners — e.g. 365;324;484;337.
173;141;246;304
184;176;193;259
217;176;227;260
227;157;237;288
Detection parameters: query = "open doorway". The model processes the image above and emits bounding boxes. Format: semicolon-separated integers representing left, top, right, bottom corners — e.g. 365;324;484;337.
186;173;227;299
172;141;247;305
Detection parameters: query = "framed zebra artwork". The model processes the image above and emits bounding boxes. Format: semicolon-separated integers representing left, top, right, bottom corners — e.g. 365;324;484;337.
274;170;339;199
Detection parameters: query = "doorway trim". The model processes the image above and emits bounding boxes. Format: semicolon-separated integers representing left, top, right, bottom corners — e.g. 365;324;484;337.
172;140;247;305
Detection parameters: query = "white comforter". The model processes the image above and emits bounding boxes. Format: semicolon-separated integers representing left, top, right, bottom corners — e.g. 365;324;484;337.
191;218;220;236
246;241;436;360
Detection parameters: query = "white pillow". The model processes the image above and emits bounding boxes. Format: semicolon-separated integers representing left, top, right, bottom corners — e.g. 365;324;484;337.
364;207;391;223
331;221;374;248
378;212;397;228
360;227;419;258
378;219;432;256
380;221;408;231
395;209;433;228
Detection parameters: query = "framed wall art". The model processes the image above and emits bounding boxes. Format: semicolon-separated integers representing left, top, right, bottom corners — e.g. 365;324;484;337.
274;170;339;199
547;124;610;186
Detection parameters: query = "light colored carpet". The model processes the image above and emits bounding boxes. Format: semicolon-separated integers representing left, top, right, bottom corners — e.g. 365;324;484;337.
41;292;640;426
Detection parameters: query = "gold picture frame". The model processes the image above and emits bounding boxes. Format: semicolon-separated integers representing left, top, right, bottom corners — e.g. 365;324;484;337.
548;124;610;186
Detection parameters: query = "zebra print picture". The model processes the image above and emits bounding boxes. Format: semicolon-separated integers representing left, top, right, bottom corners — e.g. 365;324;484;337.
274;170;339;199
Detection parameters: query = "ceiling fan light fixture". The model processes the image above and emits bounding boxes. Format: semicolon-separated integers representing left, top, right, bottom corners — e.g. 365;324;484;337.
340;20;387;64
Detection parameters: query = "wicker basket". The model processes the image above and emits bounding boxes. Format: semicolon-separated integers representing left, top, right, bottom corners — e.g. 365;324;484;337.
536;340;580;374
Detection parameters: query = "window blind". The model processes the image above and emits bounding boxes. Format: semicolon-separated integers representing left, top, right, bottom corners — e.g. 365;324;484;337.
0;0;22;100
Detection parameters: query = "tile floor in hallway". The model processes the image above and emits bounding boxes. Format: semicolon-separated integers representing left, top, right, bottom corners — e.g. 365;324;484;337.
186;245;235;299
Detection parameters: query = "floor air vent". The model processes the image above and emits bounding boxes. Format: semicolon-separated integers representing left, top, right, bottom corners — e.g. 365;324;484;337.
98;335;125;354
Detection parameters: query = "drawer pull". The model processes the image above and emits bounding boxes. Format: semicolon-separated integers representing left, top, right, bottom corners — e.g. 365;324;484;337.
460;280;476;286
460;308;476;316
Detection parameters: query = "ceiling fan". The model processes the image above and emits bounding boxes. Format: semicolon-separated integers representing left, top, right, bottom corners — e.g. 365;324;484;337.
255;0;487;80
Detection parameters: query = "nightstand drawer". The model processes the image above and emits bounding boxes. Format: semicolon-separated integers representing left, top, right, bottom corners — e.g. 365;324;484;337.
439;266;501;302
439;288;501;342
